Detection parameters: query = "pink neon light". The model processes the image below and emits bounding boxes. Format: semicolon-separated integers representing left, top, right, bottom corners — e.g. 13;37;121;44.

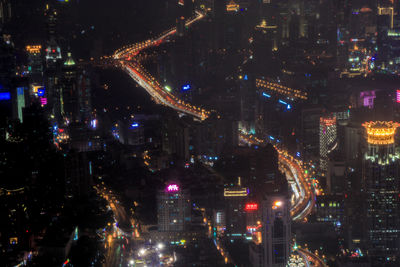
396;90;400;103
166;184;179;192
40;97;47;105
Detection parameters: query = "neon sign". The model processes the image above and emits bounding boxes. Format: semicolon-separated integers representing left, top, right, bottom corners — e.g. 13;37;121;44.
245;203;258;211
40;97;47;105
166;184;179;192
0;92;11;101
182;84;191;91
397;90;400;103
130;122;139;129
262;92;271;98
37;88;45;96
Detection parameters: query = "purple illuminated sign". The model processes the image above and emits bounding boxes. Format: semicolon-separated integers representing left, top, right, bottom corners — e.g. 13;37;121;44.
40;97;47;105
166;184;179;192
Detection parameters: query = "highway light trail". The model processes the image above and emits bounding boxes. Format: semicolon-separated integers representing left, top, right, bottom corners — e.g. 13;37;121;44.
112;11;210;120
239;132;326;266
238;132;315;222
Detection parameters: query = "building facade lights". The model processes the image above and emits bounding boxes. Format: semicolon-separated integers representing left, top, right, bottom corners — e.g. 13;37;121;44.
256;79;308;100
363;121;399;145
26;45;42;54
224;188;248;197
319;116;337;171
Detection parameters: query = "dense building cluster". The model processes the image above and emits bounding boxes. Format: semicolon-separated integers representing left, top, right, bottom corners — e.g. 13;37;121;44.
1;0;400;266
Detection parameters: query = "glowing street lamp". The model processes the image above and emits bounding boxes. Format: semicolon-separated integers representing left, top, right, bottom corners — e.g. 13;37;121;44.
157;243;164;250
273;201;283;209
138;248;146;256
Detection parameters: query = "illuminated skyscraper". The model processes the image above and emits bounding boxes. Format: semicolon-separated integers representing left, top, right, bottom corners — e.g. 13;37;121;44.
14;87;26;122
44;5;63;122
224;177;248;238
26;45;43;83
319;116;337;172
362;121;400;264
262;194;291;267
0;34;15;124
253;17;280;76
157;183;191;232
61;52;78;123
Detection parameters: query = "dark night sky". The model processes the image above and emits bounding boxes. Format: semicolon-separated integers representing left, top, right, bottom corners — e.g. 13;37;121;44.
9;0;173;53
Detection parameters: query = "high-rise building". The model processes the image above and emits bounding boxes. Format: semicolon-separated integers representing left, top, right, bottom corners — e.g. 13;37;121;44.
319;116;337;172
65;151;92;199
224;177;248;238
0;34;15;126
211;0;226;50
362;121;400;264
45;40;62;67
326;152;346;195
45;50;62;122
13;86;26;123
245;202;261;236
61;52;78;123
26;45;43;83
238;74;256;134
77;70;91;123
45;6;57;40
162;116;190;162
301;106;323;160
262;194;291;267
0;0;11;26
157;182;191;232
253;20;279;76
176;16;185;37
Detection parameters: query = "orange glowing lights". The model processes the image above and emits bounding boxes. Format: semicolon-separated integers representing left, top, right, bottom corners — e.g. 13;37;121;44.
362;121;399;145
26;45;42;54
256;78;308;100
226;0;239;12
272;201;283;209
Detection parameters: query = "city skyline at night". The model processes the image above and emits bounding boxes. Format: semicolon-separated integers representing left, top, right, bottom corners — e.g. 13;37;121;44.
1;0;400;266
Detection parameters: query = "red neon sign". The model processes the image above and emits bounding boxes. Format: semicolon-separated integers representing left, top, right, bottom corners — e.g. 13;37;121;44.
245;203;258;211
396;90;400;103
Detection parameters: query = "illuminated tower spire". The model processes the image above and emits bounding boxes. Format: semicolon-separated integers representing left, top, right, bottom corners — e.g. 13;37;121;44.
363;121;399;164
